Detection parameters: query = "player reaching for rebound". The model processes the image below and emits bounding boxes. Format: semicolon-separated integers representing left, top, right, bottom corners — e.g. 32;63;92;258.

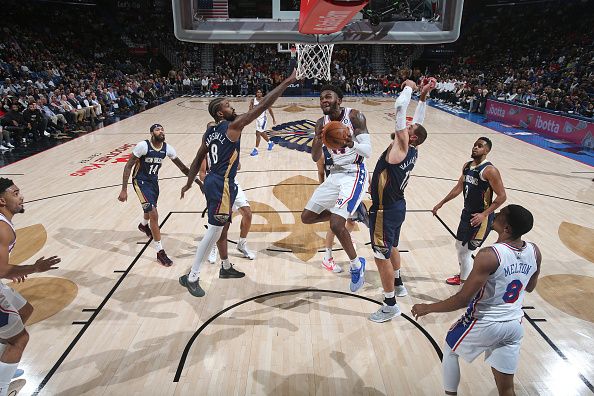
119;124;195;266
250;89;276;156
301;85;371;292
432;137;506;285
179;70;297;297
367;79;433;322
412;205;540;396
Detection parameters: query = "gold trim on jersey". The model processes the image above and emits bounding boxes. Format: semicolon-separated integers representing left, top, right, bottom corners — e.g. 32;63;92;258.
132;179;147;204
373;209;386;248
218;149;239;215
377;169;388;209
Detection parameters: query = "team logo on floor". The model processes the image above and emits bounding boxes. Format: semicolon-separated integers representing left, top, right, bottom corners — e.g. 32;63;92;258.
268;119;316;153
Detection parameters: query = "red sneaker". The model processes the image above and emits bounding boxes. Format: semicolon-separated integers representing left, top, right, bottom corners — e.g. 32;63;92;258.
446;274;461;285
157;250;173;267
138;223;152;238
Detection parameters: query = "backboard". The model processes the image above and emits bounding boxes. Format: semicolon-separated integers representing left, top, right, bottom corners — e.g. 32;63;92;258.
172;0;464;44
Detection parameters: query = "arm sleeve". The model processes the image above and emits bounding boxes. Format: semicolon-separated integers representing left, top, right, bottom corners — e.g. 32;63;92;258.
395;86;413;130
412;100;427;125
132;141;148;158
166;144;177;159
352;133;372;158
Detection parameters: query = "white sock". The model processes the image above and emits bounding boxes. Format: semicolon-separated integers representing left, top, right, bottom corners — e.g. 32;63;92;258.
141;218;149;226
456;241;474;281
350;257;361;270
383;290;395;299
222;258;231;270
154;240;163;252
0;361;19;396
324;248;333;261
189;224;223;282
442;343;461;393
238;237;246;246
394;269;401;279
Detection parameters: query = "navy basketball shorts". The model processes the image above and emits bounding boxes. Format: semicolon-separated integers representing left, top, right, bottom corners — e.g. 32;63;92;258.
369;199;406;259
133;178;159;213
204;174;238;226
456;209;495;250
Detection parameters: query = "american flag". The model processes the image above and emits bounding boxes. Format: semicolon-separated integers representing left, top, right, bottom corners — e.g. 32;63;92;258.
196;0;229;19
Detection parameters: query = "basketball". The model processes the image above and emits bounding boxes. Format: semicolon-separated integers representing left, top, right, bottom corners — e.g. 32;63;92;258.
322;121;350;150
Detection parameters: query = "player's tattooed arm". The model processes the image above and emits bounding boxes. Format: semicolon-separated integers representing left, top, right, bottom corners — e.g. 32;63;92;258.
311;117;325;163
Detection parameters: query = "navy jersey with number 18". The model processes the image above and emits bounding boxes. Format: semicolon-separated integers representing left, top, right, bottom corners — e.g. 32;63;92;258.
204;121;241;180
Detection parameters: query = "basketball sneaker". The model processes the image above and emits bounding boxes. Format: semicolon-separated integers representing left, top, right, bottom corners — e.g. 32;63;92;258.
138;223;152;238
321;257;343;273
354;202;369;228
156;250;173;267
267;141;275;151
369;303;401;323
208;246;218;264
349;257;366;292
394;276;408;297
12;369;24;379
237;242;256;260
179;274;205;297
250;148;258;156
446;274;461;286
219;264;245;278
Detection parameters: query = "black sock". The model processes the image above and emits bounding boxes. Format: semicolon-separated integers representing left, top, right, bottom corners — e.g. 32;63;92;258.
384;296;396;306
394;277;403;287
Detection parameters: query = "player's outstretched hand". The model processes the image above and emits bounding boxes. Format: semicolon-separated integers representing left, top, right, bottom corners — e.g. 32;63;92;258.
181;184;191;199
11;275;27;283
118;190;127;202
411;303;431;320
34;255;61;273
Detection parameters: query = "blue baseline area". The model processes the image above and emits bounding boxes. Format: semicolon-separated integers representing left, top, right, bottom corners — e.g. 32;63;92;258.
426;100;594;168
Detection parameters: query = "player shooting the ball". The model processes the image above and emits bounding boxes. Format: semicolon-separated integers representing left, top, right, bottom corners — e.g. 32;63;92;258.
301;84;372;293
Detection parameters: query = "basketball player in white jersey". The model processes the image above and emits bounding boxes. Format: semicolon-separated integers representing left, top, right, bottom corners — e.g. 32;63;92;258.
0;178;60;395
250;89;276;156
412;204;541;396
301;85;371;292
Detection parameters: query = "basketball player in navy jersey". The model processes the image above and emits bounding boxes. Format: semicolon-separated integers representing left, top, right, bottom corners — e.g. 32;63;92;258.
118;124;196;267
179;70;297;297
0;178;60;395
302;85;371;292
250;88;276;156
412;205;540;396
432;137;506;285
367;80;432;322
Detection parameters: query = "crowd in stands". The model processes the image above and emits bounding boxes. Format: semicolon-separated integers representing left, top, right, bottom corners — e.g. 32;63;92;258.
427;1;593;118
1;0;592;154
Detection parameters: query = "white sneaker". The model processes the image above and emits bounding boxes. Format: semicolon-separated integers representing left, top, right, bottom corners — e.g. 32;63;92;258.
43;130;51;137
207;246;217;264
237;243;256;260
5;142;14;148
321;257;343;273
0;145;8;151
395;285;408;297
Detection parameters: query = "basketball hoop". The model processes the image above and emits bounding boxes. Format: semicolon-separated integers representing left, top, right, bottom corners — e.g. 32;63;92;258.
296;43;334;81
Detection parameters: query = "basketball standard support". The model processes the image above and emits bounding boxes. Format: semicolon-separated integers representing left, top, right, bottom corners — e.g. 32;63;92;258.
171;0;465;45
299;0;369;35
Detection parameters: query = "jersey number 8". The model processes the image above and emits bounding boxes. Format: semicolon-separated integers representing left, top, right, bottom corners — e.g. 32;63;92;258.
502;280;523;303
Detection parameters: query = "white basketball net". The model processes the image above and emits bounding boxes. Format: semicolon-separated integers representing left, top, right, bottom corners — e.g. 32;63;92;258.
296;43;334;81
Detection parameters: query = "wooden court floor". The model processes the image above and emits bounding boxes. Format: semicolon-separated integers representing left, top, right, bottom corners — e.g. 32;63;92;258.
1;97;593;395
